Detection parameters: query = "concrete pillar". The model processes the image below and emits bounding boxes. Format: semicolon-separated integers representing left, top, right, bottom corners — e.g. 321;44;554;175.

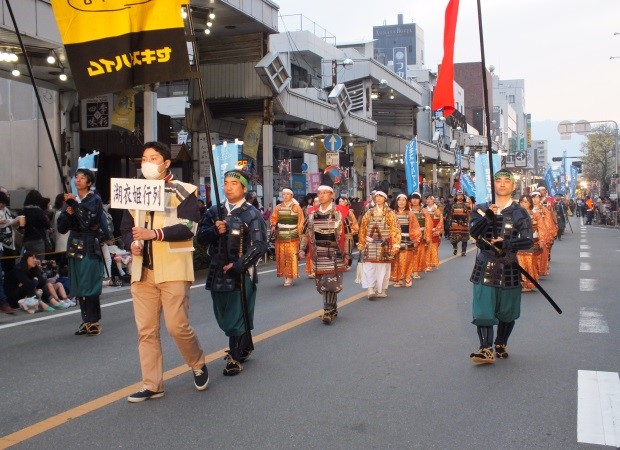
366;142;373;197
263;123;274;208
143;85;158;142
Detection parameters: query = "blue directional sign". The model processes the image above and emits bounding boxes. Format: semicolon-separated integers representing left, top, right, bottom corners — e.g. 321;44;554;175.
323;133;343;152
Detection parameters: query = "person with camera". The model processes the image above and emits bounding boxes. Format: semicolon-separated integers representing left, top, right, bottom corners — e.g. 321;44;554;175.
57;168;110;336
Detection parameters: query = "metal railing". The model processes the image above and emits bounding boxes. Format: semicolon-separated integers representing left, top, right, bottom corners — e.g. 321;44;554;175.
278;14;337;45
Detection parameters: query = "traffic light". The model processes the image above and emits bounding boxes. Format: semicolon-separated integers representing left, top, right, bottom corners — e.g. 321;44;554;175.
571;161;582;173
551;157;563;162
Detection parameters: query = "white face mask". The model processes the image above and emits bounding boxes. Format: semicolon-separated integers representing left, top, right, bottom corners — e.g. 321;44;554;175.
141;162;164;180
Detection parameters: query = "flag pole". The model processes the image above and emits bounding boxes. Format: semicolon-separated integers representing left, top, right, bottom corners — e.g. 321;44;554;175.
5;0;68;194
185;5;222;217
476;0;495;204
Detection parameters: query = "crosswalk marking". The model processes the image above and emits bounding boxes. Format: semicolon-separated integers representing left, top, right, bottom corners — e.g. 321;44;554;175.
580;262;591;271
579;279;598;291
577;370;620;447
580;252;591;258
580;245;591;250
579;307;609;333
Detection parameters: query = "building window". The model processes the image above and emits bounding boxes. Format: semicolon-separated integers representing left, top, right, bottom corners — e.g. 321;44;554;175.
508;94;515;104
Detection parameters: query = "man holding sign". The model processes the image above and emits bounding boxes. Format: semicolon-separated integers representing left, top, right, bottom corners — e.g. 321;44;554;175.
120;142;208;403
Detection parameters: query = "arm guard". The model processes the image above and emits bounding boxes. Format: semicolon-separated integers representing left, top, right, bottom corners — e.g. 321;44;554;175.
230;207;268;275
196;205;221;246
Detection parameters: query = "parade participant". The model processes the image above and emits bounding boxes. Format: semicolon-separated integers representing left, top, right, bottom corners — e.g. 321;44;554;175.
553;194;568;240
531;192;555;277
516;194;541;292
57;168;110;337
299;186;347;324
304;197;319;278
338;196;359;269
584;196;595;225
409;193;432;279
357;191;400;299
469;169;533;363
198;169;268;376
120;142;208;402
390;194;421;287
269;188;304;286
425;195;444;271
448;191;471;256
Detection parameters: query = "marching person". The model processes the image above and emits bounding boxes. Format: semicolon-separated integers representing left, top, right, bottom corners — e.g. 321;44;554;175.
120;142;209;402
425;195;444;271
269;188;304;287
390;194;421;288
338;196;359;269
553;194;568;240
409;192;432;279
198;169;268;376
531;191;555;277
299;185;347;324
468;169;533;364
57;168;110;337
448;191;471;256
357;191;400;299
516;194;540;292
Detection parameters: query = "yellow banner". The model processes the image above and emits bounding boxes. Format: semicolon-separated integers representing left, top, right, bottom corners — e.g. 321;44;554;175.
242;118;263;160
111;89;137;132
353;145;366;175
51;0;185;44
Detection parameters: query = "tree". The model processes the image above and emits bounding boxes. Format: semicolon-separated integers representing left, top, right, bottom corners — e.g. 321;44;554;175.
580;124;617;196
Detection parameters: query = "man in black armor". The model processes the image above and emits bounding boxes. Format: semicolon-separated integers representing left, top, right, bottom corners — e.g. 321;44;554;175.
468;169;533;363
448;191;470;256
197;170;268;376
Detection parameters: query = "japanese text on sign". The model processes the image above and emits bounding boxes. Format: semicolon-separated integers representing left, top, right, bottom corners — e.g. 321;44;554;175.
87;47;172;77
110;178;165;211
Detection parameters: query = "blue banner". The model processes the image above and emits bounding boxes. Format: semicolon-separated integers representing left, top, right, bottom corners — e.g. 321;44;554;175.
474;153;501;203
543;165;557;197
291;174;306;197
211;143;240;206
460;173;476;199
404;138;419;195
570;165;578;198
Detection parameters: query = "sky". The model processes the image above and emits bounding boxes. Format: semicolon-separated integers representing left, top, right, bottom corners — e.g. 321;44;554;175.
277;0;620;159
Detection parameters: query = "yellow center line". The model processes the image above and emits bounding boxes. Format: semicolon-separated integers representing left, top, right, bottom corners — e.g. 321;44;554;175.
0;291;367;449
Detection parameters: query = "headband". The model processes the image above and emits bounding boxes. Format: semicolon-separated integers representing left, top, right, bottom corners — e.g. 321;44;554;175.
224;170;249;188
317;185;334;193
396;193;407;200
375;191;388;199
409;192;422;199
493;169;515;182
530;191;541;197
282;188;293;195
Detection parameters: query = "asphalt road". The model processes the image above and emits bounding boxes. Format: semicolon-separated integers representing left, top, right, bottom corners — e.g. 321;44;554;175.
0;216;618;449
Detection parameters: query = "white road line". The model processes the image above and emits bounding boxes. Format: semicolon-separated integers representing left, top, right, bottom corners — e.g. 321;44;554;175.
579;279;598;291
580;245;591;250
580;262;591;271
579;307;609;333
577;370;620;447
0;266;281;331
580;252;591;258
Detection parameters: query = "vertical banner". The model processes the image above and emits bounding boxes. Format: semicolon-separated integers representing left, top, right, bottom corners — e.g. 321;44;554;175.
353;145;366;175
51;0;189;98
404;138;419;194
242;117;263;160
111;88;137;131
543;165;557;197
431;0;460;117
393;47;407;79
570;165;578;199
474;153;500;204
308;173;321;192
460;173;476;199
210;143;239;206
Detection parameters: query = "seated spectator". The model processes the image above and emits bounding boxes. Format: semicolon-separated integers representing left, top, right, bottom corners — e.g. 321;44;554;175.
107;244;132;279
4;252;69;311
56;265;71;295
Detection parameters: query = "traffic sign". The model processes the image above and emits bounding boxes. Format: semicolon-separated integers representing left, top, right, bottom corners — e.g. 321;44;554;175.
323;133;342;152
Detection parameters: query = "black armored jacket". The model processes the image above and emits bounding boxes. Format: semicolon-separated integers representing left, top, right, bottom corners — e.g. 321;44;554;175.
469;201;533;288
197;202;268;290
57;192;110;259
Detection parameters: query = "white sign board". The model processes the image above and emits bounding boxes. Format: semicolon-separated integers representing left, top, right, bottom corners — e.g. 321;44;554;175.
326;152;340;166
110;178;165;211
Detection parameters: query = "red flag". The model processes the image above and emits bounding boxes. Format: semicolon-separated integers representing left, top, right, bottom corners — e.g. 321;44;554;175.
432;0;460;117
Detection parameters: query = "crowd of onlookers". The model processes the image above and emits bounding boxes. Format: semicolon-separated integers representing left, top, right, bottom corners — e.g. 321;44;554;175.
0;186;132;315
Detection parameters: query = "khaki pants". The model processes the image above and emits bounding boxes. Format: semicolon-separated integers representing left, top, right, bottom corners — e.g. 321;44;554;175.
131;269;205;392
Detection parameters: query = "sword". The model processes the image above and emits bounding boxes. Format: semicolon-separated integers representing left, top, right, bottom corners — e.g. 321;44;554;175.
477;235;562;315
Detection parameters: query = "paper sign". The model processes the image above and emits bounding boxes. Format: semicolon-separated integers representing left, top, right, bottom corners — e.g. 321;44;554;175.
110;178;165;211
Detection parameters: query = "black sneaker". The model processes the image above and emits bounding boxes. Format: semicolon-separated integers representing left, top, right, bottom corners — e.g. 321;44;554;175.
127;388;164;403
494;344;509;359
453;249;457;255
223;353;243;376
193;364;209;391
461;251;466;257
